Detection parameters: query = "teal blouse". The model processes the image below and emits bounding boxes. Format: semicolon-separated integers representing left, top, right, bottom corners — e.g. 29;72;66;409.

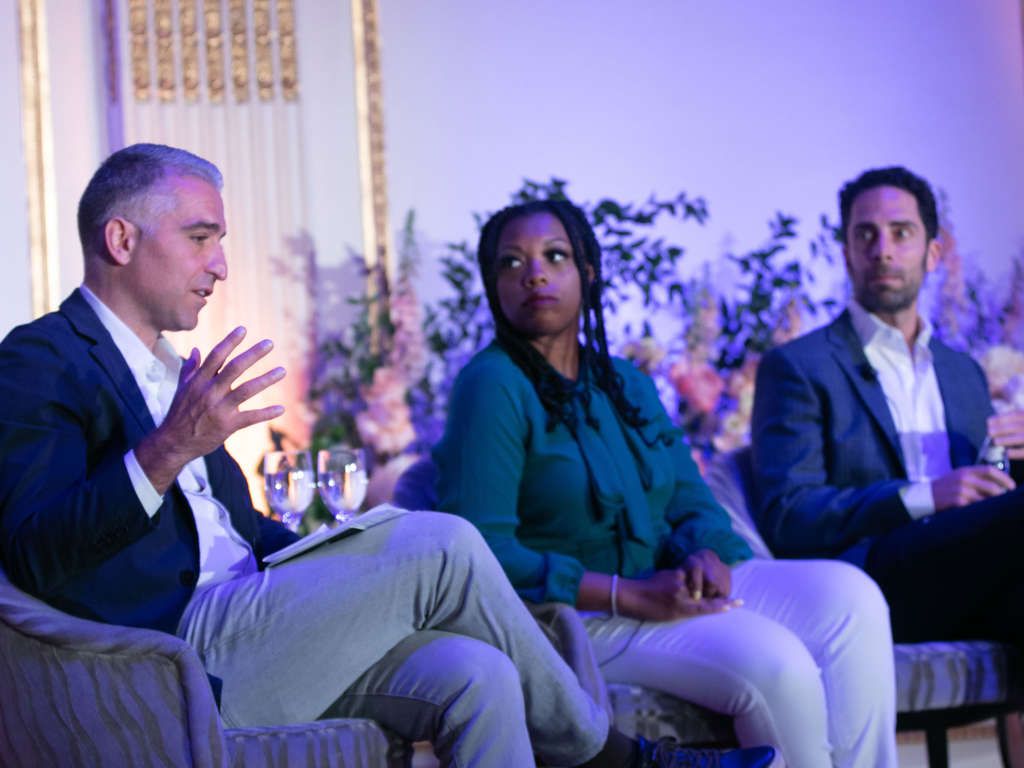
433;343;752;606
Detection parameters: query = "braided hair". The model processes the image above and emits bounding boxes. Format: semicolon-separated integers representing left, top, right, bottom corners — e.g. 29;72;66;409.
477;199;646;435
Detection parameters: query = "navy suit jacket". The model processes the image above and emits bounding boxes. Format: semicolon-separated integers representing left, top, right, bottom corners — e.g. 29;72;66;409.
0;290;296;633
750;310;991;566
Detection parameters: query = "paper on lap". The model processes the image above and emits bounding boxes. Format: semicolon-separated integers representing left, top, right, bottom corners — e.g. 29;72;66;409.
262;504;407;567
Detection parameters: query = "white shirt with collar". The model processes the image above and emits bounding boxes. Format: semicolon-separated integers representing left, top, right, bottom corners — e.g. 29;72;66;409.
80;285;257;588
847;300;951;519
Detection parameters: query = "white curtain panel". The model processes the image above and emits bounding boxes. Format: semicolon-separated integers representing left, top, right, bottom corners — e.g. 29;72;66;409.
112;0;314;499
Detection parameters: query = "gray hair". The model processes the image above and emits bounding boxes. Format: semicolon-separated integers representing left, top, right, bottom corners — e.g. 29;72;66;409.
77;143;223;258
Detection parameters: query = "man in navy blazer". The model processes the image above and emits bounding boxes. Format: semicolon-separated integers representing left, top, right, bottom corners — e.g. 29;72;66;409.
0;287;296;634
752;166;1024;644
0;143;768;768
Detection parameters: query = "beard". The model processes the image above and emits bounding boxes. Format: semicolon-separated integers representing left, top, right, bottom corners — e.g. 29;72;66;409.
854;271;921;314
851;249;929;316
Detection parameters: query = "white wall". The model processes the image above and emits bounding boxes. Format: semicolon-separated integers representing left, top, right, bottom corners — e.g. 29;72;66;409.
6;2;1024;340
295;0;363;270
294;0;366;339
0;1;108;341
380;0;1024;305
0;2;31;337
46;0;107;300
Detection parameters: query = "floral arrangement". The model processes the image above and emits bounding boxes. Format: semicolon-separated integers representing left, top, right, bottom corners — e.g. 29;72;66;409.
425;179;839;459
303;213;428;522
307;181;1023;512
928;195;1024;413
619;212;839;456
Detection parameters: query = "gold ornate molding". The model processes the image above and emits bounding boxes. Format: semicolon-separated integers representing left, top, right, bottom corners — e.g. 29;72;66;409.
203;0;226;103
122;0;299;105
18;0;59;317
154;0;175;101
352;0;391;277
180;0;200;101
228;0;249;103
129;0;150;101
278;0;298;101
253;0;273;100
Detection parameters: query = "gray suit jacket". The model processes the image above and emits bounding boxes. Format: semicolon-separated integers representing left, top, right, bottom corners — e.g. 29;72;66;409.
750;310;991;566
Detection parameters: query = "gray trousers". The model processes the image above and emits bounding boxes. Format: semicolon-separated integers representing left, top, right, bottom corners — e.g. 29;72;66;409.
178;509;609;767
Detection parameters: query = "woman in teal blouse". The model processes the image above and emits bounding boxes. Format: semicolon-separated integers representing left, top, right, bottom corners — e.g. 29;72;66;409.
434;199;897;767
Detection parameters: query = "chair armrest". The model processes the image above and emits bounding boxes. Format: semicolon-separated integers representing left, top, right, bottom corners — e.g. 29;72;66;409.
704;448;775;559
0;568;229;767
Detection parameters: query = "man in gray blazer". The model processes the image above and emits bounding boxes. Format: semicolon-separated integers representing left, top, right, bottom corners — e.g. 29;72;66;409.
751;166;1024;644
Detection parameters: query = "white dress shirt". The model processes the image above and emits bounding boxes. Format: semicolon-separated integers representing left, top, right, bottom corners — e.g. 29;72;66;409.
848;301;951;519
80;286;257;588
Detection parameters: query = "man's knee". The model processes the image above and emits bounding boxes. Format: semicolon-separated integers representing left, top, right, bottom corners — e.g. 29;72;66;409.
441;637;524;708
407;511;494;561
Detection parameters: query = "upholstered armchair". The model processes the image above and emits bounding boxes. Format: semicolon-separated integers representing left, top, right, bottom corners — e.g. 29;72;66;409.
0;564;408;768
664;448;1024;768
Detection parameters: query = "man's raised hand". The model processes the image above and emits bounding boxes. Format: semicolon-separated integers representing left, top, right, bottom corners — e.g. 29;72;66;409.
136;327;285;493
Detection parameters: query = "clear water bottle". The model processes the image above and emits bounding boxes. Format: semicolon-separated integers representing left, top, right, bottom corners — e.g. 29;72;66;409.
980;440;1009;473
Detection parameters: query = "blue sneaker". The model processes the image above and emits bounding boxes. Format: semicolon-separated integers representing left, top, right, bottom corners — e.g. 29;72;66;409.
636;737;775;768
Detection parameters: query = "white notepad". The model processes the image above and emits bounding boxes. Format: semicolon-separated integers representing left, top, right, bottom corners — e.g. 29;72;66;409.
262;505;407;567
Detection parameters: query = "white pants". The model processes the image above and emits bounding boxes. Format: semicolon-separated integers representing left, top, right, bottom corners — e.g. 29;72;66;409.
584;559;897;768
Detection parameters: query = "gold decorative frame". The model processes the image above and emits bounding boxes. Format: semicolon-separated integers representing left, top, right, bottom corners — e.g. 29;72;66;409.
180;1;200;101
253;0;273;101
21;0;380;317
203;0;226;103
351;0;391;278
278;0;297;101
18;0;59;317
121;1;297;105
154;0;175;101
128;0;150;101
227;0;249;103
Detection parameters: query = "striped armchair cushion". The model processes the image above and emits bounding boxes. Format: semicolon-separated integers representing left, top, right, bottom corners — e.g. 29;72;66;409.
0;565;407;768
225;719;407;768
607;639;1018;746
896;640;1015;712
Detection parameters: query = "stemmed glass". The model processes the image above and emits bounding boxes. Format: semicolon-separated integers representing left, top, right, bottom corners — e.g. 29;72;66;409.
263;450;315;532
317;447;368;524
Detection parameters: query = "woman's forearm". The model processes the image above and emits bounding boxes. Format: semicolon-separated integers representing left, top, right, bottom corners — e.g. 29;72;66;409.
576;571;617;613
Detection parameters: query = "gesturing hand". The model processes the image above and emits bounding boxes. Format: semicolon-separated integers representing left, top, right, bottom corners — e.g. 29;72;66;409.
988;411;1024;460
136;327;286;493
618;569;741;622
931;465;1015;512
682;548;732;600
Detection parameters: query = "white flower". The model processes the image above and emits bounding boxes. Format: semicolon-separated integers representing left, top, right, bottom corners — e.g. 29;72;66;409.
980;345;1024;399
356;366;416;456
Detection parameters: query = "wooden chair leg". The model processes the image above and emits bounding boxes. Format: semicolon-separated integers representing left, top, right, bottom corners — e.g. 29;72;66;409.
924;726;949;768
997;712;1024;768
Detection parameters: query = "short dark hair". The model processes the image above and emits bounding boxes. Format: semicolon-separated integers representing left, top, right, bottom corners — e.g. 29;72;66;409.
838;166;938;243
77;143;222;258
477;198;645;434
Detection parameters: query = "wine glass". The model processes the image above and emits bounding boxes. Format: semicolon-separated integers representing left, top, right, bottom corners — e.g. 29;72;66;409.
263;450;315;532
317;447;368;524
